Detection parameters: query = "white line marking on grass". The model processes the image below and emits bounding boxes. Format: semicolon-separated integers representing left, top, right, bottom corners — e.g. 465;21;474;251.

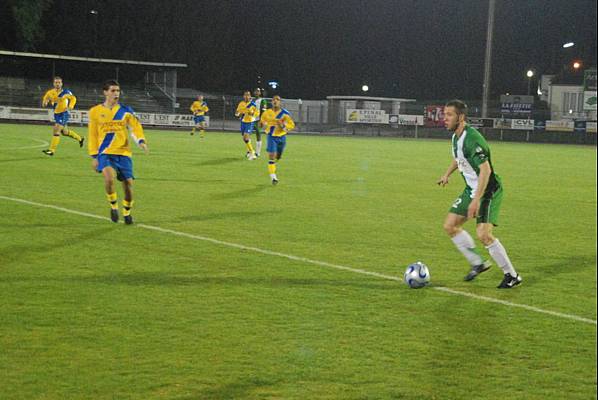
0;138;49;150
2;195;596;326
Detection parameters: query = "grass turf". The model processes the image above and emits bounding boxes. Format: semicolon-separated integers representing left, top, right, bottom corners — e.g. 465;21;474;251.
0;123;596;399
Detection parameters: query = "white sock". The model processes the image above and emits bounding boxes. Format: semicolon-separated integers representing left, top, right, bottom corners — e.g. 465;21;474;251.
486;239;517;276
451;230;483;267
256;140;262;154
270;173;277;180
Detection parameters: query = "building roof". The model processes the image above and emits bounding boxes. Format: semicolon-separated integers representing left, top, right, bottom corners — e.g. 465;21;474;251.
0;50;187;68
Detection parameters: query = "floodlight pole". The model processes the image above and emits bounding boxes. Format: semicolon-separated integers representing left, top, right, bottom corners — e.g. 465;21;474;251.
481;0;495;118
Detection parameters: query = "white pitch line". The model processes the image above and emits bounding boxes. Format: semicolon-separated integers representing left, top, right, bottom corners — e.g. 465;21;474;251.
0;138;49;150
1;195;596;326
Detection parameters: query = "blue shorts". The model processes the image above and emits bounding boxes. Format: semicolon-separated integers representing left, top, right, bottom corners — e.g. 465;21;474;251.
193;115;205;124
240;121;255;134
54;111;69;126
267;135;287;155
96;154;134;181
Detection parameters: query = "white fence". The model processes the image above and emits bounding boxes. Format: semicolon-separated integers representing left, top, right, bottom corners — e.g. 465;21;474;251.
0;106;209;128
1;105;595;134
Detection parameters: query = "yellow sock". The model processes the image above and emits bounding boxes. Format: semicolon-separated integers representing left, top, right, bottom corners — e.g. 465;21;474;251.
107;193;118;210
268;161;277;174
192;127;196;134
63;129;81;141
49;135;61;152
200;129;205;137
245;141;255;154
122;199;133;216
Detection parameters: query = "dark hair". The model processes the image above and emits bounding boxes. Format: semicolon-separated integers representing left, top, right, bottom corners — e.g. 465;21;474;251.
243;90;251;95
53;76;62;81
445;99;468;116
103;80;120;91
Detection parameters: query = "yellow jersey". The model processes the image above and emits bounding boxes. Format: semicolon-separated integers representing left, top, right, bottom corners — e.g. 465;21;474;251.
260;108;295;137
88;103;146;158
42;88;77;114
236;100;258;123
190;101;209;116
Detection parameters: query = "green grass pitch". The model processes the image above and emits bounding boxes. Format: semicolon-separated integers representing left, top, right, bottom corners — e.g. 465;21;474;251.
0;122;596;399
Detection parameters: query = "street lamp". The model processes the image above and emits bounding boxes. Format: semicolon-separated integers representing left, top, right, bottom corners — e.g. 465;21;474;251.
526;70;534;95
573;61;582;70
361;84;369;93
90;10;99;57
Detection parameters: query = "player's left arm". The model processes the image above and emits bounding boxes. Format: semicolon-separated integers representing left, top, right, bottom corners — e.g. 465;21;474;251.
279;114;295;132
67;93;77;110
127;113;149;154
203;104;209;114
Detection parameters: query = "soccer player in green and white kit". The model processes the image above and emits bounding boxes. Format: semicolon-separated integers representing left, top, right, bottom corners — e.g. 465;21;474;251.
438;100;522;289
252;88;268;157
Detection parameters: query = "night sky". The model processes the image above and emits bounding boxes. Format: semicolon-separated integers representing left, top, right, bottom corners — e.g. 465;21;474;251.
1;0;596;100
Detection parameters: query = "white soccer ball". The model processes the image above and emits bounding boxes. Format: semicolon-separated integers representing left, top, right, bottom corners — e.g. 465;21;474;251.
404;262;431;289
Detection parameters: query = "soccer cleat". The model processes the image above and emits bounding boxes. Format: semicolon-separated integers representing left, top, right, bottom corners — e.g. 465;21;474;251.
255;152;260;158
497;273;522;289
110;209;119;223
42;149;54;156
190;131;194;135
271;178;279;185
79;137;85;148
464;260;492;281
124;215;133;225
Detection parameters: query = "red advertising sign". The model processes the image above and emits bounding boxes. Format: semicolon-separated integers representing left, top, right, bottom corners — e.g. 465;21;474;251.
425;105;445;127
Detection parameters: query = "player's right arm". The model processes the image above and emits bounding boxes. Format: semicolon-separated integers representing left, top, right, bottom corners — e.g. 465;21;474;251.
437;159;458;186
235;102;243;118
42;90;51;107
259;110;269;129
88;108;100;170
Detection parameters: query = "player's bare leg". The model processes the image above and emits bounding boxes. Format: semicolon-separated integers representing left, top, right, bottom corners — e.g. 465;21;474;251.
243;132;256;160
477;223;521;288
267;152;278;184
444;213;491;281
42;124;62;156
59;124;84;147
101;166;119;223
122;179;134;225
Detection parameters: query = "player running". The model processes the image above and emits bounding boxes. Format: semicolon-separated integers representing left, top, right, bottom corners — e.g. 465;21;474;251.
190;95;209;138
259;95;295;185
252;88;268;157
88;80;149;225
41;76;84;156
235;90;258;160
438;99;522;289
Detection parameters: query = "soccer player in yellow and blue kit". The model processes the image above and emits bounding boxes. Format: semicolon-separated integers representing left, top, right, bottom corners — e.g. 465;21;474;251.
88;80;149;224
235;90;258;160
190;95;209;138
259;95;295;185
41;76;84;156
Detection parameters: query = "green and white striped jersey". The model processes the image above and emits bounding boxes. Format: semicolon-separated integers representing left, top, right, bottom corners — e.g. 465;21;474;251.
451;124;501;198
253;97;268;116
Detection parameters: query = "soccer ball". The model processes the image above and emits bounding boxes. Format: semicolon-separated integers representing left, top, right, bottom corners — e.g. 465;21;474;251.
404;262;431;289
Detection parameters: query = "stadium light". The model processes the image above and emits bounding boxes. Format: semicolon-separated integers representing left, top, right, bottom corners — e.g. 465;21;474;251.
361;85;369;92
562;42;575;48
526;70;534;95
90;9;98;15
573;61;582;70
